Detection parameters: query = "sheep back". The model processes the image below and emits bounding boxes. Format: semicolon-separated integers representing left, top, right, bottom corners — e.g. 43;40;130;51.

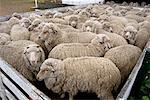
10;24;30;41
48;43;105;60
0;33;11;45
104;45;142;81
62;57;121;99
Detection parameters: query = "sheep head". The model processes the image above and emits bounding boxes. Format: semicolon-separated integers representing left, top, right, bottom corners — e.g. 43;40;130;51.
36;58;64;91
53;12;63;19
23;44;45;74
12;12;22;20
44;11;54;18
123;26;137;45
38;23;61;42
28;19;42;31
102;22;113;33
68;15;79;28
20;18;31;28
78;10;90;19
91;34;112;52
8;17;20;26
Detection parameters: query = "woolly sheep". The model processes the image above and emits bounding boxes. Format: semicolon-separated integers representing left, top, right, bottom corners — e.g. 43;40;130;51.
78;9;90;22
0;33;11;45
125;14;144;23
104;45;142;81
134;28;150;50
44;18;67;25
43;10;54;19
82;20;107;34
37;57;121;100
105;33;128;47
0;17;20;34
12;12;22;20
28;18;42;31
139;21;150;33
20;17;31;28
122;25;138;45
48;34;112;60
10;24;30;41
64;15;79;29
0;42;45;81
38;23;97;51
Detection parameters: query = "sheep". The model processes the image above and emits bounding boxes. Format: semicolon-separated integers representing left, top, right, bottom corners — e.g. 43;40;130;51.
122;25;138;45
53;12;63;19
105;33;128;47
82;20;107;34
0;17;20;34
64;15;79;29
139;21;150;33
12;12;22;20
38;23;97;52
0;42;45;81
134;28;150;50
36;57;121;100
10;24;30;41
0;33;11;45
20;17;31;28
43;10;54;19
104;44;142;81
78;9;91;22
28;13;42;22
48;34;112;60
28;18;42;31
125;14;144;23
44;18;67;25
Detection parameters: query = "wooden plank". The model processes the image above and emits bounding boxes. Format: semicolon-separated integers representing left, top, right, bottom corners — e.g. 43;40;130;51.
0;58;51;100
116;39;150;100
1;74;28;100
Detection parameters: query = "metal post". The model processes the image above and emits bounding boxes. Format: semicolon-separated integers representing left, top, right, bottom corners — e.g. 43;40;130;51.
35;0;38;8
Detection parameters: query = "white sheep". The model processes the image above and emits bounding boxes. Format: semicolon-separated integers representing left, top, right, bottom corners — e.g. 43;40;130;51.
36;57;121;100
20;17;31;28
134;28;150;50
105;33;128;47
28;18;42;31
0;42;45;81
82;20;107;34
104;44;142;81
122;25;138;45
0;33;11;45
10;24;30;41
38;23;97;52
64;15;79;29
0;17;20;34
78;9;91;22
48;34;112;60
125;14;144;23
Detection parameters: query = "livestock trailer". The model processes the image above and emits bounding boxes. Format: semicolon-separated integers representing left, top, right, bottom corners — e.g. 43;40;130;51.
0;4;150;100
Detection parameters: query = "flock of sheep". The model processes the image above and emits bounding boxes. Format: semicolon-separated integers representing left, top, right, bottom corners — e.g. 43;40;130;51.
0;2;150;100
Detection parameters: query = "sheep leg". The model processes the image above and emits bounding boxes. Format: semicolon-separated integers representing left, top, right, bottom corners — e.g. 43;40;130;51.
69;93;74;100
97;91;114;100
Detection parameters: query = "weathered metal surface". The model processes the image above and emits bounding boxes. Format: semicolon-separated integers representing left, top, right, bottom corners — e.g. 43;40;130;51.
116;39;150;100
0;58;51;100
62;0;104;5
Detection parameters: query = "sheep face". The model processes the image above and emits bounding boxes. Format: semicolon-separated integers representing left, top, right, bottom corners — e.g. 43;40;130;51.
37;58;62;89
12;12;22;20
78;10;90;18
23;44;45;73
44;11;53;18
123;26;137;44
28;19;42;31
69;16;78;28
82;21;94;32
20;18;31;28
102;22;113;33
39;23;59;42
92;34;112;51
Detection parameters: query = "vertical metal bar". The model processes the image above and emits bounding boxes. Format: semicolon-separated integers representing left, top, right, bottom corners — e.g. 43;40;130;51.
35;0;38;8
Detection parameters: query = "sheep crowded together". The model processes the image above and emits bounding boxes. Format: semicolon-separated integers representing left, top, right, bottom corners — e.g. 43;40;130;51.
0;1;150;100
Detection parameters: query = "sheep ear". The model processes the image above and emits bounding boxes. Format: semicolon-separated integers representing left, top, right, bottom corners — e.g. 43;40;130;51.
40;48;45;62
